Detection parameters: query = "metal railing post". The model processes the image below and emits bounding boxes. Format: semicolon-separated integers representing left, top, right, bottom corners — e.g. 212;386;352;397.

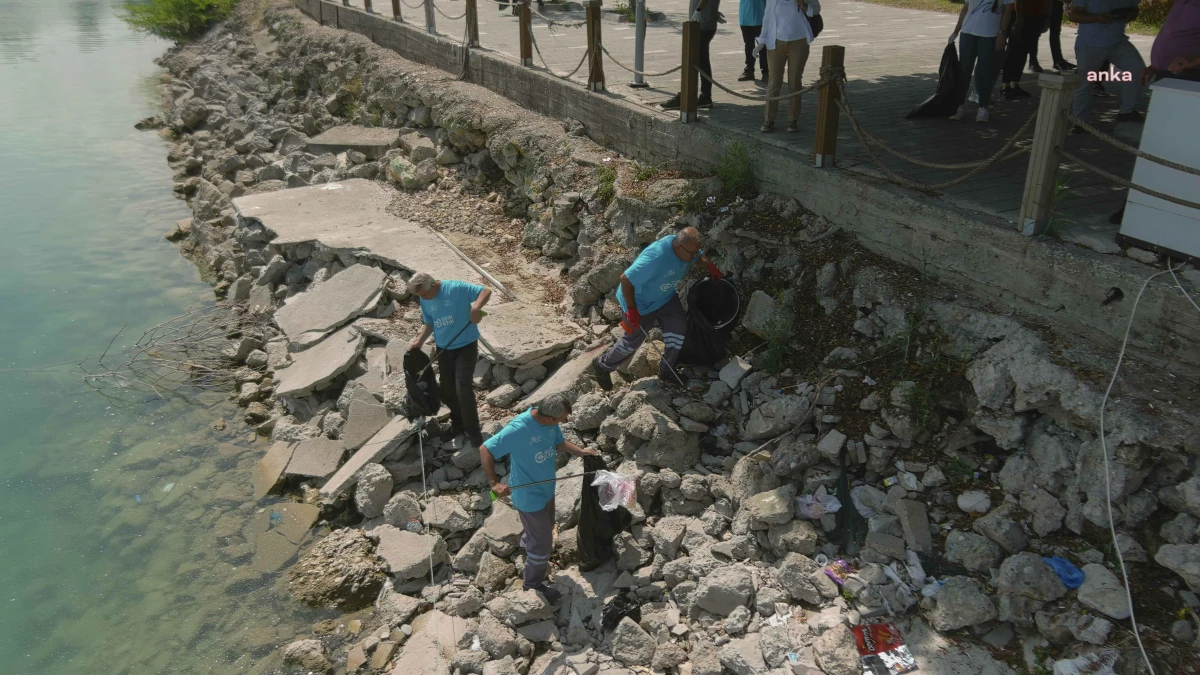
466;0;480;46
680;20;699;123
392;0;402;21
1018;72;1080;236
519;0;533;66
813;45;845;168
585;0;605;91
629;0;649;88
424;0;437;33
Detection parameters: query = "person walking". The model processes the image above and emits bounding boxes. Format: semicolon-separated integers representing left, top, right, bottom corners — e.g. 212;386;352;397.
408;273;491;447
661;0;722;110
757;0;820;132
1001;0;1048;98
1029;0;1076;72
1068;0;1145;125
739;0;769;82
1141;0;1200;83
591;227;720;390
949;0;1016;122
480;393;598;602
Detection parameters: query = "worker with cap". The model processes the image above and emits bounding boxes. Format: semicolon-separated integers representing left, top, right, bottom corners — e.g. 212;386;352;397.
480;393;598;602
591;226;720;390
408;272;491;447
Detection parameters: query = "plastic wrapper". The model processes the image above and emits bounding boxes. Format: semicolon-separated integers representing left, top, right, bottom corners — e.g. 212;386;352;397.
592;471;637;511
796;486;842;519
824;559;851;586
852;622;917;675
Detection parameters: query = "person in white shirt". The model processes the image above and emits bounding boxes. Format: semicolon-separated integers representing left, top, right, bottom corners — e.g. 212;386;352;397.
755;0;821;133
949;0;1016;122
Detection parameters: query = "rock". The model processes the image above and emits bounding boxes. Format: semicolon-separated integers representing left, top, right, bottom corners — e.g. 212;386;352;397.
650;515;691;560
1155;544;1200;590
274;325;365;398
287;528;388;610
958;491;992;515
1161;513;1199;545
743;485;796;526
274;265;386;347
972;505;1028;554
306;125;399;159
1171;619;1196;643
340;390;392;451
996;552;1068;624
690;639;724;675
652;642;687;670
816;429;847;461
704;380;733;406
376;582;422;626
282;639;331;673
695;564;754;616
720;357;753;390
745;395;810;440
742;291;777;338
930;576;998;631
354;463;394;518
1076;564;1131;620
610;617;655;666
555;457;586;529
767;519;818;554
475;550;513;591
571;392;611;431
424;496;475;533
390;633;451;675
719;635;766;675
944;531;1003;573
812;624;859;675
373;525;450;579
1020;487;1066;537
729;454;781;505
896;499;933;554
179;98;210;129
382;492;422;528
285;437;346;480
486;383;522;408
776;553;822;604
864;531;906;561
485;588;554;625
388;156;439;190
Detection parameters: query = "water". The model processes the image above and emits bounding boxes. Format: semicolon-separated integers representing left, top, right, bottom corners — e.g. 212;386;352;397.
0;2;325;672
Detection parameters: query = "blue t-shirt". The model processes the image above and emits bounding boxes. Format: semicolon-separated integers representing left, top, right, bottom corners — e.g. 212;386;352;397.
619;235;694;315
419;280;485;349
1073;0;1137;48
740;0;765;26
484;411;565;512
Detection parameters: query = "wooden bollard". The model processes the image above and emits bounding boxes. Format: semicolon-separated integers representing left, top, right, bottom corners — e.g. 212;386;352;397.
424;0;437;33
392;0;402;21
1018;72;1080;235
585;0;605;91
364;0;373;12
519;0;533;67
813;45;845;168
679;20;699;123
466;0;480;47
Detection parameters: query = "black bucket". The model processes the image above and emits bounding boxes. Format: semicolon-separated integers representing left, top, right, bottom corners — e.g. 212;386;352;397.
678;277;741;366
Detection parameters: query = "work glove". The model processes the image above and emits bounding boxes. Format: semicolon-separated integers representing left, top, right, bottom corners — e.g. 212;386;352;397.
705;260;722;281
622;308;642;334
690;10;703;22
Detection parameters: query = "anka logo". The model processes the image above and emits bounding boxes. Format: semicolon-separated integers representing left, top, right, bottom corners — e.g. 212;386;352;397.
1088;64;1134;82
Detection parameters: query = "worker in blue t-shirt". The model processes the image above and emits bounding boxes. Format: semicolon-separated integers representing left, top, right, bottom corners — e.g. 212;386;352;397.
480;393;598;602
592;227;720;390
408;272;492;447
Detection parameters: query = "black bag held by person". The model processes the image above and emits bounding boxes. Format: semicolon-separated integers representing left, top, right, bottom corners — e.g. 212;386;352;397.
577;455;632;572
808;12;824;38
906;43;965;119
678;277;741;367
403;348;441;418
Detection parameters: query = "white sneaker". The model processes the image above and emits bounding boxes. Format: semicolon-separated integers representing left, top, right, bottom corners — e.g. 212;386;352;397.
950;105;966;121
976;106;990;122
968;90;979;104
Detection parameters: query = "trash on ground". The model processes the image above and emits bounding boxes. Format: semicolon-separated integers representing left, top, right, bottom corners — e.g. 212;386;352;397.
592;470;637;511
824;559;851;586
852;622;918;675
1043;555;1085;589
796;485;842;519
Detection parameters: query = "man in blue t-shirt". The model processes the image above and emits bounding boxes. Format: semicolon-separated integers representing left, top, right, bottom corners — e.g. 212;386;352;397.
1068;0;1146;123
592;227;720;390
480;393;597;601
408;273;492;446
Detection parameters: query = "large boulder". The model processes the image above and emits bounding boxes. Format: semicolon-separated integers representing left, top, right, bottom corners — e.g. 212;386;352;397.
744;395;811;440
424;496;475;533
286;528;388;610
1154;544;1200;591
812;624;860;675
742;485;796;526
484;588;554;626
610;617;655;666
281;639;331;674
694;564;754;616
776;553;822;604
930;576;998;631
944;531;1004;573
719;634;766;675
354;463;393;519
387;156;439;190
1076;563;1131;620
996;552;1068;624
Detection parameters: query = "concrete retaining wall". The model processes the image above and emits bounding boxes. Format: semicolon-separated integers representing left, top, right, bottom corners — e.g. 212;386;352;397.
294;0;1200;376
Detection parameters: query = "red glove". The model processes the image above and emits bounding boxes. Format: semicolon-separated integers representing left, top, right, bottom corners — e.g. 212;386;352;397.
622;308;641;334
705;260;722;281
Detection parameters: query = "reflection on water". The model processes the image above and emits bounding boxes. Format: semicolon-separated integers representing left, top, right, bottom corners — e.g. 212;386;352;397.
0;2;326;673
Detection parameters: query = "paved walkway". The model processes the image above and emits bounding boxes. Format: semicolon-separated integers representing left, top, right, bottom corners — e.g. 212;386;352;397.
350;0;1155;250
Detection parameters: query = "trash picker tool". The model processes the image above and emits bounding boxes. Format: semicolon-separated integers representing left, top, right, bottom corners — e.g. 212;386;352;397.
489;471;597;501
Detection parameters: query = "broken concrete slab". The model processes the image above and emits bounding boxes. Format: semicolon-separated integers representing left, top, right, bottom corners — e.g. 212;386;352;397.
285;437;346;480
274;325;365;398
897;499;934;555
389;631;451;675
341;387;391;451
305;125;399;159
354;345;389;398
232;180;480;283
374;524;450;579
524;343;608;408
320;415;418;500
244;502;320;572
253;441;296;500
273;264;386;347
477;300;585;368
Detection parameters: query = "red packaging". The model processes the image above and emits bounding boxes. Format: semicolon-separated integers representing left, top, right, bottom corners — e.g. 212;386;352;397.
851;623;918;675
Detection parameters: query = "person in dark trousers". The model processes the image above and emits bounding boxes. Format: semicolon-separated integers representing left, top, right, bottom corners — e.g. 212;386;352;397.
408;272;491;446
480;393;598;603
592;227;720;389
661;0;722;109
739;0;769;82
949;0;1016;123
1029;0;1076;71
1001;0;1047;98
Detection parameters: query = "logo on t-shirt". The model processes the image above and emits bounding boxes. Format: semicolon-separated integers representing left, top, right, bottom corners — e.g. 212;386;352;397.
434;315;455;328
534;448;556;464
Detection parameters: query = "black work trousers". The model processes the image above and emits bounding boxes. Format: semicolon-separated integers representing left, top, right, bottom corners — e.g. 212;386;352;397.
741;25;768;74
698;28;717;98
437;340;483;446
1003;16;1045;83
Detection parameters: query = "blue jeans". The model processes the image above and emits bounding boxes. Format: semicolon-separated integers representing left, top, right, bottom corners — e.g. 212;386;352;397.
959;33;1000;109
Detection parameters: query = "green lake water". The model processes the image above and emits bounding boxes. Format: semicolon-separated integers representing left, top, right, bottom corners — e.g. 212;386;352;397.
0;2;324;672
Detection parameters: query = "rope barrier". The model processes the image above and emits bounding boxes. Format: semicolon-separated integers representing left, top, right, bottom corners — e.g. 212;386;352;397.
1059;149;1200;212
398;0;425;9
600;44;682;77
836;79;1031;191
531;7;587;29
527;23;589;80
853;106;1037;170
433;1;468;20
1065;111;1200;178
694;65;826;102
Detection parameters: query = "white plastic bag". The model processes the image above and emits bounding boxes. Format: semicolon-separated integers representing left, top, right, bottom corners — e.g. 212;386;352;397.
795;486;842;519
592;471;637;511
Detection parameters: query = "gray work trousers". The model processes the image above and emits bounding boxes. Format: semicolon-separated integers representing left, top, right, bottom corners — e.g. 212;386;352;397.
1072;40;1145;118
595;294;686;377
518;499;555;588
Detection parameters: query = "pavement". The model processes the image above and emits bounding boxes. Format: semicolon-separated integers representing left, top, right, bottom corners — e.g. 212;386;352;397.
344;0;1157;252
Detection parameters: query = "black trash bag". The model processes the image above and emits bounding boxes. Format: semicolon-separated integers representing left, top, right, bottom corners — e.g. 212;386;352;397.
906;43;964;119
403;348;440;418
577;455;632;572
678;277;741;366
602;591;642;631
830;448;868;555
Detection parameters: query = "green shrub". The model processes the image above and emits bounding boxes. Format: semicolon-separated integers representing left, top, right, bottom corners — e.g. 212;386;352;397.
121;0;236;43
716;141;756;201
762;291;795;374
595;166;617;202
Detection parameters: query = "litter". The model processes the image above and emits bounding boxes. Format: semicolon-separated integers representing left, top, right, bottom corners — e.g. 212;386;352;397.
852;622;918;675
578;455;633;571
796;485;842;519
1043;555;1085;589
765;611;790;628
601;591;642;631
824;559;852;586
592;470;637;511
920;579;944;597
